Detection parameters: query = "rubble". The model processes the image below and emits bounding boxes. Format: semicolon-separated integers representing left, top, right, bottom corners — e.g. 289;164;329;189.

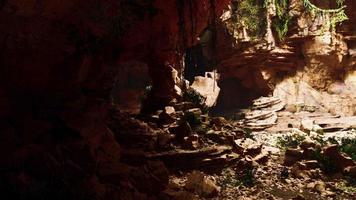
241;96;285;130
185;171;220;197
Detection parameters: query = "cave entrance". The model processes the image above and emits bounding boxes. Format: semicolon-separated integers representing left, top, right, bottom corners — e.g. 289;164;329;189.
207;65;274;119
184;28;214;83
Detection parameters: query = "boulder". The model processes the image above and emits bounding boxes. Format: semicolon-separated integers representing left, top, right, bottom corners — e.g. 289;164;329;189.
165;106;176;115
185;171;220;197
322;144;355;170
190;76;220;107
300;118;314;132
284;148;304;166
169;122;192;141
344;166;356;178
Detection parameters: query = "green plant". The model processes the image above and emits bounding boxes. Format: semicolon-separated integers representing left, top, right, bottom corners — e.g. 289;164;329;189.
312;149;338;174
182;112;201;127
243;128;256;141
303;0;348;32
273;0;291;40
326;137;356;161
237;168;256;187
183;88;209;114
276;134;305;149
339;138;356;161
237;0;267;38
220;168;256;189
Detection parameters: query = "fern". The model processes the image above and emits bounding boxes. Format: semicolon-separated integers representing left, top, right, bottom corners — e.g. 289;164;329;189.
273;0;291;40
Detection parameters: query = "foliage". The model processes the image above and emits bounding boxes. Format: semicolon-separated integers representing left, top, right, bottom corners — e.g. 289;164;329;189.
339;138;356;161
220;168;256;189
182;112;202;127
303;0;348;31
183;88;209;114
312;149;338;174
243;128;256;140
337;181;356;194
276;134;305;149
236;0;267;38
273;0;291;40
328;137;356;161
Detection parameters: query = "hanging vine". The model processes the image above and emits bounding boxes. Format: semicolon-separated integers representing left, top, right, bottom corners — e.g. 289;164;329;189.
302;0;348;31
273;0;291;40
272;0;348;40
237;0;267;38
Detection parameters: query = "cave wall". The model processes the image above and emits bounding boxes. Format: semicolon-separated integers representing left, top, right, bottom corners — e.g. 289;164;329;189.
214;0;356;116
0;0;232;116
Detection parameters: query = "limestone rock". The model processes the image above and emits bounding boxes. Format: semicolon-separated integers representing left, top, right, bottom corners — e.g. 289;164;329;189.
185;171;220;197
322;145;355;170
169;122;192;141
190;76;220;107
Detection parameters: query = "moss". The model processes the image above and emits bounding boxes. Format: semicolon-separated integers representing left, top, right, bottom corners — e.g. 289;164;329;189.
312;149;338;174
183;88;209;114
236;0;267;39
339;138;356;161
273;0;291;40
303;0;348;32
276;134;306;149
220;167;256;189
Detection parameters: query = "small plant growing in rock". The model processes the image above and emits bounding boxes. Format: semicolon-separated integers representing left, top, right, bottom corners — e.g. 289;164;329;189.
183;88;209;114
339;138;356;161
243;128;256;141
220;167;256;190
276;134;305;149
312;149;338;174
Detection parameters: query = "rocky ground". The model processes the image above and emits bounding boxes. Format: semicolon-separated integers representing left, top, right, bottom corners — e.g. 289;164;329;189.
116;95;356;200
2;91;355;200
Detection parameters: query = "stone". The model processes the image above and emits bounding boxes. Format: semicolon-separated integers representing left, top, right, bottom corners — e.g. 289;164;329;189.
299;138;318;150
300;118;314;132
252;96;281;109
186;108;202;116
173;102;195;111
185;171;220;197
164;106;176;115
303;160;319;169
253;152;269;164
245;144;263;157
322;144;355;170
169;122;192;141
183;134;200;150
344;166;356;178
190;76;220;107
157;132;174;148
159;111;176;125
210;117;227;127
284;148;304;166
162;190;198;200
314;181;326;193
291;164;308;179
285;104;298;113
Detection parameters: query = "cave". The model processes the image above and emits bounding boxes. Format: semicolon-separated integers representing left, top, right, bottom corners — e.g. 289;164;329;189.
0;0;356;199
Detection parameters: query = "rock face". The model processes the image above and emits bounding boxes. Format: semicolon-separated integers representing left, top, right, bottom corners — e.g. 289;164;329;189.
190;76;220;107
215;0;356;116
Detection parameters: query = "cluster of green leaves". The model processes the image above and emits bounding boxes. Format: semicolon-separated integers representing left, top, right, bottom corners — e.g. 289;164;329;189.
183;88;209;113
273;0;291;40
311;148;338;174
243;128;256;140
182;112;201;127
329;137;356;161
220;168;256;190
276;134;306;149
303;0;348;31
237;0;267;38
